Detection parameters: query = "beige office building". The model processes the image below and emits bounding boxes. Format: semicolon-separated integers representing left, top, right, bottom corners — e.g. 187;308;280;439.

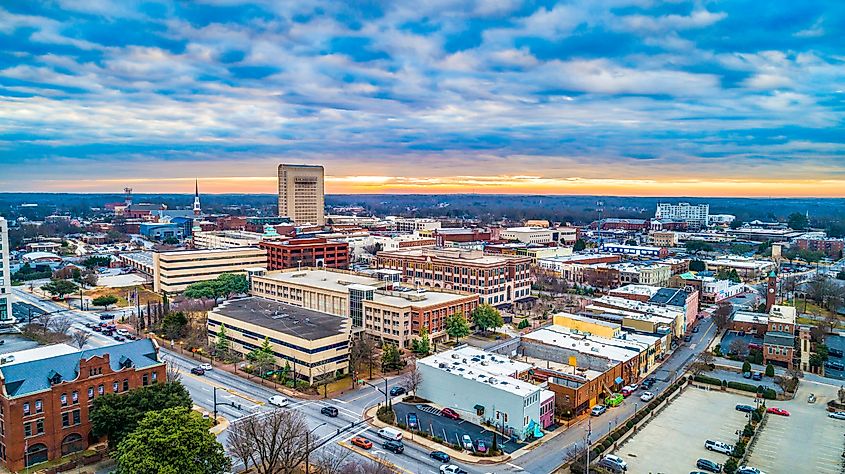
152;247;267;293
278;164;325;226
250;268;478;348
208;297;351;384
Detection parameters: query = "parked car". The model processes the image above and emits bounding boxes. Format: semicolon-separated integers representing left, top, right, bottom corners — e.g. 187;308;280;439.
751;372;762;381
200;363;213;371
321;406;339;417
639;391;655;402
602;454;628;471
190;367;205;376
736;467;766;474
113;335;125;342
474;439;488;453
808;393;817;403
461;434;473;451
383;440;404;454
429;451;450;463
704;440;733;455
389;386;406;396
825;361;845;371
439;465;467;474
92;326;103;332
125;334;137;340
407;413;419;429
828;411;845;420
621;386;635;397
829;348;843;358
116;329;129;336
696;458;722;473
596;458;625;473
268;395;289;407
351;437;373;449
742;371;752;379
605;393;624;407
642;378;656;389
441;407;460;420
591;405;607;416
735;404;754;413
766;407;789;416
684;335;693;342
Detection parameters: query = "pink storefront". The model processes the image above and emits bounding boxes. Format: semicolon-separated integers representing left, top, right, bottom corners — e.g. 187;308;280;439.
540;391;556;429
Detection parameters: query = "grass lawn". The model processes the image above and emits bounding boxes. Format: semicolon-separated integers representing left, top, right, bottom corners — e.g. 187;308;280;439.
85;285;161;308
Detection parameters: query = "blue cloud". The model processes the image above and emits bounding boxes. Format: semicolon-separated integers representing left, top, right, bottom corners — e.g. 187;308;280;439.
0;0;843;189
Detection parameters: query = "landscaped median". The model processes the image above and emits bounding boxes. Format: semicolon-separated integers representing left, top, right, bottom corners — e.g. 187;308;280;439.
691;374;779;400
363;404;511;465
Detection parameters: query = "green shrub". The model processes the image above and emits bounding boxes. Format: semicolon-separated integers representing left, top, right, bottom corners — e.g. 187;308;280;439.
694;374;723;386
724;457;738;474
732;441;746;459
742;360;752;373
726;381;759;392
765;363;775;377
751;410;762;422
743;423;754;437
626;420;635;429
713;344;722;356
761;388;777;399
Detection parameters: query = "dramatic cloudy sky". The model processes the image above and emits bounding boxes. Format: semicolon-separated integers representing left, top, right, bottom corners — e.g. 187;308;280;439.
1;1;844;196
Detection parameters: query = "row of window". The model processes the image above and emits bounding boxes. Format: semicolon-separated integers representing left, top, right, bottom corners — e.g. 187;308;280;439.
23;373;156;417
208;319;348;354
232;336;349;368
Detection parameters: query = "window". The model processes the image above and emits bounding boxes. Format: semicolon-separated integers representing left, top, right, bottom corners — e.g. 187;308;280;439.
72;410;80;425
35;419;44;435
98;384;104;395
61;393;68;407
123;379;129;392
142;374;149;386
62;412;69;427
23;402;30;416
72;391;78;404
88;387;94;398
113;382;119;393
24;422;31;437
151;372;157;382
35;399;43;414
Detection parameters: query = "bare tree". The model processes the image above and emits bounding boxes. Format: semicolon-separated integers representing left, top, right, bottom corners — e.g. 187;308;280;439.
165;357;181;383
354;460;393;474
70;330;91;349
351;338;378;379
775;368;801;394
312;445;353;474
50;315;73;335
400;360;423;397
712;303;734;331
36;312;55;335
690;350;716;375
698;350;716;367
729;338;748;356
227;409;313;474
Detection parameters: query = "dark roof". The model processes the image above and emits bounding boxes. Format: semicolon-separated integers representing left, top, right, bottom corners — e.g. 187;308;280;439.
764;332;796;347
0;339;161;398
649;288;689;307
211;297;348;341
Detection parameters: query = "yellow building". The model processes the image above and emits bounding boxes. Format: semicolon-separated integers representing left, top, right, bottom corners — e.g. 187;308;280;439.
552;312;621;339
208;297;351;384
152;247;267;293
278;164;325;225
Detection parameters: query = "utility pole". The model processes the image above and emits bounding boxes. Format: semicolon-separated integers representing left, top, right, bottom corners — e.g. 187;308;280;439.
585;418;592;474
304;423;327;474
596;201;604;248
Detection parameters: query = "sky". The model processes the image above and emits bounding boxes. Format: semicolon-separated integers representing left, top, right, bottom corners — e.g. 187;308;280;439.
0;1;844;197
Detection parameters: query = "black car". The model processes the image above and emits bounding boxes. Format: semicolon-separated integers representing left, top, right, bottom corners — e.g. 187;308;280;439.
389;386;406;396
642;378;656;389
829;348;843;358
429;451;450;463
684;335;693;342
321;406;339;417
735;404;754;413
383;440;404;454
825;361;845;371
692;326;700;333
113;335;125;342
751;372;762;381
191;367;205;375
696;458;722;473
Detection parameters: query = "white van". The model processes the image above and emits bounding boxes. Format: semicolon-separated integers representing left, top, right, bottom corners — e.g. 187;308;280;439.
377;427;403;441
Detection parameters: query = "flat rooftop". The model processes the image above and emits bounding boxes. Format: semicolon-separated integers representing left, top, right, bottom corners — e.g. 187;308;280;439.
592;296;684;318
260;268;384;293
211;297;348;340
523;325;645;363
378;247;526;264
120;251;153;266
612;285;661;297
517;355;606;380
733;311;769;324
418;346;540;397
158;246;264;257
554;312;621;330
372;288;472;307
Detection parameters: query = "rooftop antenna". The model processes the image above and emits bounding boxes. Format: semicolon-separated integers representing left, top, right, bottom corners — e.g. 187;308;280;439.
596;200;604;247
124;187;133;207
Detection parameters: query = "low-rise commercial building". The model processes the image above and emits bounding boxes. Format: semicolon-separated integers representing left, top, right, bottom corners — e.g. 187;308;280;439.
374;247;531;306
536;254;622;283
764;305;797;369
794;237;844;258
588;295;687;337
416;346;553;439
260;238;349;270
648;231;678;247
600;244;668;259
500;227;556;244
677;272;745;303
192;230;265;249
250;268;477;348
432;228;492;246
704;257;776;281
0;340;165;471
391;218;441;233
152;247;267;293
207;297;351;383
139;222;184;240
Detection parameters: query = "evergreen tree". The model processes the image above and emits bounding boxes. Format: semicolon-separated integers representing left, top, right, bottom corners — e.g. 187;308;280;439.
412;326;431;356
445;312;471;342
215;323;230;357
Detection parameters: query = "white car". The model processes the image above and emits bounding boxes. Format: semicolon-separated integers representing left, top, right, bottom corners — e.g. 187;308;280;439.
829;411;845;420
439;465;467;474
200;363;213;371
268;396;289;407
461;434;473;451
639;391;654;402
116;329;129;336
602;454;627;471
737;466;766;474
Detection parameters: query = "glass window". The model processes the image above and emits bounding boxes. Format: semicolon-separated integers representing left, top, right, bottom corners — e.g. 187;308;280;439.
72;410;80;425
24;423;31;437
98;384;104;395
72;391;78;404
62;412;69;427
35;400;43;414
35;419;44;435
123;379;129;392
142;374;149;386
23;403;30;416
112;382;119;393
61;393;67;407
88;387;94;398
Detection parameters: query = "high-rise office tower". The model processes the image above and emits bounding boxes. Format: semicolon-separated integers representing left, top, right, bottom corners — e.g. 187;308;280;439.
0;216;14;325
277;164;325;226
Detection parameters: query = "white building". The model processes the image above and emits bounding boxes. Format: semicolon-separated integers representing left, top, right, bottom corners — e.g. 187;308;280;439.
709;214;736;225
390;218;441;233
0;217;14;325
500;227;555;244
192;230;266;249
655;202;710;229
416;346;552;440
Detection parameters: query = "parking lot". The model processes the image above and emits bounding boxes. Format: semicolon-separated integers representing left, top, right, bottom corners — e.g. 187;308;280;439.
720;331;763;356
613;387;751;473
745;381;845;474
708;368;782;394
393;402;520;454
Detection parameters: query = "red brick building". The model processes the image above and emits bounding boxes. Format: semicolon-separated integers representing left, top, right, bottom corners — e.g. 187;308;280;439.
260;238;349;270
0;340;165;471
794;238;845;258
433;228;492;245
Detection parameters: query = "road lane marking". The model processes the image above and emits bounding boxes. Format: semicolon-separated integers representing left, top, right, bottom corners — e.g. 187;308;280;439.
180;371;266;406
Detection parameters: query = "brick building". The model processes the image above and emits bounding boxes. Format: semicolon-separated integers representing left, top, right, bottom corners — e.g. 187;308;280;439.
763;305;797;369
260;238;349;270
432;228;492;246
793;238;845;258
0;340;165;471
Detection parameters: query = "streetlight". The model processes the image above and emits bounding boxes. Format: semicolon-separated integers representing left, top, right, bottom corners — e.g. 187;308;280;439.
305;422;327;474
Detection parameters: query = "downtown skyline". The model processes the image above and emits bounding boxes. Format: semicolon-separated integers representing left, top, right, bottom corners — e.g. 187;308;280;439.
1;1;844;197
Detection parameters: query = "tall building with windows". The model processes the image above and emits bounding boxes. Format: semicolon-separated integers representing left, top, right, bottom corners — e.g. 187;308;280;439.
655;202;710;229
277;164;325;226
0;217;13;326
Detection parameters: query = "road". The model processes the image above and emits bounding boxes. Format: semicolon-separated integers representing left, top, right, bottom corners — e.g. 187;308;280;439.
10;287;486;474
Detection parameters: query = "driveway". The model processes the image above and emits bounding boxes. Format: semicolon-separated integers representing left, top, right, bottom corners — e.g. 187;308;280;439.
393;402;520;454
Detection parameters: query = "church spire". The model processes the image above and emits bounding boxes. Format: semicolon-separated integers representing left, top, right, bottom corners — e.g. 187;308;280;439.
193;179;201;217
